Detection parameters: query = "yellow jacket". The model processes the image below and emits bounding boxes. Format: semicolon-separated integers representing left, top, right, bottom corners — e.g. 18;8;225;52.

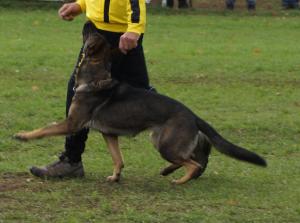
76;0;146;34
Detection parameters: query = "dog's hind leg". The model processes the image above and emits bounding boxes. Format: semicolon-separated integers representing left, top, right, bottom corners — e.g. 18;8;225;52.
171;159;201;185
191;132;211;179
150;127;183;176
161;133;211;179
160;164;182;176
103;134;124;182
156;117;201;184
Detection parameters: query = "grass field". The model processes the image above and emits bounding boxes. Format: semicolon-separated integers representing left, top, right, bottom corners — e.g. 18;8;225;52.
0;3;300;223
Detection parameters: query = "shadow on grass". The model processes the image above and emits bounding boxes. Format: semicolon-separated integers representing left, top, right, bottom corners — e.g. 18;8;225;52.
0;170;260;196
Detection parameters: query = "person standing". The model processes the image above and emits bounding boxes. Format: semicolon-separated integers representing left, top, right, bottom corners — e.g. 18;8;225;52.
30;0;154;178
282;0;299;9
226;0;256;10
166;0;189;8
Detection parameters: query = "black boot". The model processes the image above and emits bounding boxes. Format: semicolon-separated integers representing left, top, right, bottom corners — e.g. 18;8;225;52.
30;153;84;179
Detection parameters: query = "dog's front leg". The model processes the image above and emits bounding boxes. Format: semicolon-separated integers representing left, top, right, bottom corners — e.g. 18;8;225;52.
15;100;90;141
15;120;70;141
103;134;124;182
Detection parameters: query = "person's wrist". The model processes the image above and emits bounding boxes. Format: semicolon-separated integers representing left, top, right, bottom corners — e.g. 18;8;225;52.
125;32;140;41
73;2;83;15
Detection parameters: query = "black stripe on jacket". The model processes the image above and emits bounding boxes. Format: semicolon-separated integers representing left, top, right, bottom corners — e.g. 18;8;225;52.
129;0;140;23
104;0;110;23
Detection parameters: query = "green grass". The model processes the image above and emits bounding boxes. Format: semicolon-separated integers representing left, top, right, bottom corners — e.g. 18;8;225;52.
1;5;300;223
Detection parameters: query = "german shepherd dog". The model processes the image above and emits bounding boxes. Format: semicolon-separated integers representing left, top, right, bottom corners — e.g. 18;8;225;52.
15;32;266;184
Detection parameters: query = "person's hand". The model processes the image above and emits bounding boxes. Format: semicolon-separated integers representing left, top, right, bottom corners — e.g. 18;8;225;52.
58;3;82;21
119;32;140;54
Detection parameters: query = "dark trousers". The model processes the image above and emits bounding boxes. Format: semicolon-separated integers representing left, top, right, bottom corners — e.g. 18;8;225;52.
64;22;150;163
167;0;189;8
282;0;299;8
226;0;256;9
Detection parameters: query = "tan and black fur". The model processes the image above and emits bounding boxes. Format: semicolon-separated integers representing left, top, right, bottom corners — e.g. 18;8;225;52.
15;33;266;184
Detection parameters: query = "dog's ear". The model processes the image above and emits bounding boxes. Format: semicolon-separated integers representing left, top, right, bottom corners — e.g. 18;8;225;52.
82;21;98;43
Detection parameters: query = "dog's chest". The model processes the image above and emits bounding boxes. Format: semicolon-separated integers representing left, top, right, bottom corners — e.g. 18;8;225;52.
87;120;138;136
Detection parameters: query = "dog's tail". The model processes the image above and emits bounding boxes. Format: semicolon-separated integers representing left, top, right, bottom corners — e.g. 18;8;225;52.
195;117;267;167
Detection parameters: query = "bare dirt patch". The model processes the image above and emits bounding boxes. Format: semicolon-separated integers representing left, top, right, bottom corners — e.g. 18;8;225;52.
0;172;31;192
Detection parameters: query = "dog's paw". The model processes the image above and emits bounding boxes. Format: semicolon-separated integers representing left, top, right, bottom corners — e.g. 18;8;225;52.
171;179;180;185
171;179;185;185
106;174;120;183
14;133;29;141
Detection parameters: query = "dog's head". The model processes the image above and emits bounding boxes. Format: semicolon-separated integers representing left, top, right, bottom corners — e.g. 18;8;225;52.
75;33;118;91
83;32;110;59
